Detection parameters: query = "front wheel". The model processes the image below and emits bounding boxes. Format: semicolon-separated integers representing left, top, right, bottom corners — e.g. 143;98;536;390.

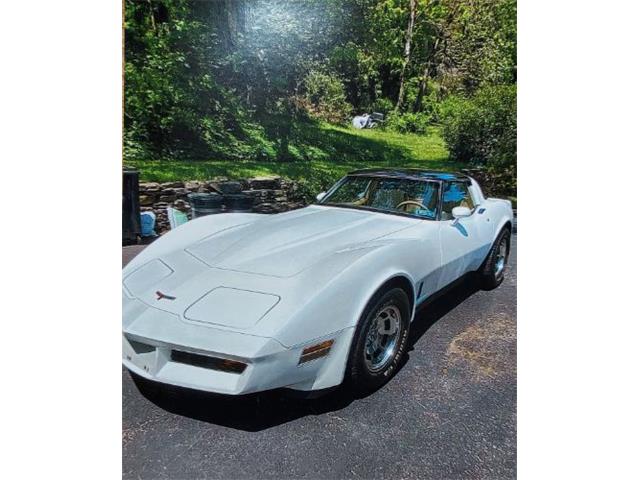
345;288;410;394
478;227;511;290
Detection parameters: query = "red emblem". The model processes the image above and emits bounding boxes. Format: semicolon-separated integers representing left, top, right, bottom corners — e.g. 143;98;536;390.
155;291;176;301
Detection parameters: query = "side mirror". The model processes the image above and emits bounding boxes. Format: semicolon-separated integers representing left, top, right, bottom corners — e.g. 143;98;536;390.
452;206;472;218
316;192;326;202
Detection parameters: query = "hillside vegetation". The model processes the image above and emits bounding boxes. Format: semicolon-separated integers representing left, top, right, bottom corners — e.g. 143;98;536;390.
129;122;453;194
125;0;516;195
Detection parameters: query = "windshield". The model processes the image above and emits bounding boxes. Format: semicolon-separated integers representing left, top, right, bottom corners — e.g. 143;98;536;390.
320;176;439;219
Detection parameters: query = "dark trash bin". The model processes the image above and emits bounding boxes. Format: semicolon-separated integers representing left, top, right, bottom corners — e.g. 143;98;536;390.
188;192;223;218
214;181;244;195
223;193;254;212
123;167;141;245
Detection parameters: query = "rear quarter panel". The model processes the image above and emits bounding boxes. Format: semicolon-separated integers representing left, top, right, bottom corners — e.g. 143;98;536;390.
484;198;514;241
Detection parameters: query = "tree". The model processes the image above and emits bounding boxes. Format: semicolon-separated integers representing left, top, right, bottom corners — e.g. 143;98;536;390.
395;0;416;111
123;0;516;165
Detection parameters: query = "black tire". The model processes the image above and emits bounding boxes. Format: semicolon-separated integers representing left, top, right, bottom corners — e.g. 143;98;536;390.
345;287;411;394
478;227;511;290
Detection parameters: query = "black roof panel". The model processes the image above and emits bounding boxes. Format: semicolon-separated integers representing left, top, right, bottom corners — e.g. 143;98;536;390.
347;168;469;182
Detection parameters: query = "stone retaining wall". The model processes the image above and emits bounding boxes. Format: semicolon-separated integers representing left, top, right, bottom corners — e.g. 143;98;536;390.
138;170;513;235
139;176;307;234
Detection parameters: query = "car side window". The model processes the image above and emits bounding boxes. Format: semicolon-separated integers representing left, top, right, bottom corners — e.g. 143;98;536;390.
440;181;475;220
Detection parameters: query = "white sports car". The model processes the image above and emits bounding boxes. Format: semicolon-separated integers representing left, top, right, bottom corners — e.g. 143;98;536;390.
123;169;513;395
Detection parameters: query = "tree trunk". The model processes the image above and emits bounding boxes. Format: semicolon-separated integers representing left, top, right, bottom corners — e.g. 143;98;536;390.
413;63;429;113
413;37;440;113
147;0;156;32
368;76;377;105
395;0;416;112
211;0;247;52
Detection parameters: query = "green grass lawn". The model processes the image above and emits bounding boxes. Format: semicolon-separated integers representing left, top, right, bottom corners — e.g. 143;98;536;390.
127;122;459;194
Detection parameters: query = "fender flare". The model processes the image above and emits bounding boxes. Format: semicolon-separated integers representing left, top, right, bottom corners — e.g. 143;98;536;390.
352;272;417;329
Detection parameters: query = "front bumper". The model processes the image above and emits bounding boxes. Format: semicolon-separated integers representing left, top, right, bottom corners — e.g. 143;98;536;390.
122;300;354;395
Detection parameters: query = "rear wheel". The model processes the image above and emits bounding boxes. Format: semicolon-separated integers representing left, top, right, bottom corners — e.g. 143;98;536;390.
478;227;511;290
345;288;410;394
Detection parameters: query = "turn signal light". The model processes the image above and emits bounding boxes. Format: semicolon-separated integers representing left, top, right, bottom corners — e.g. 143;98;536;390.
218;358;249;374
299;339;334;364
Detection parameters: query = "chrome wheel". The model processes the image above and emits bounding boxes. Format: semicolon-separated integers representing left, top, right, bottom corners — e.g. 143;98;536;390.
364;305;401;372
494;237;508;276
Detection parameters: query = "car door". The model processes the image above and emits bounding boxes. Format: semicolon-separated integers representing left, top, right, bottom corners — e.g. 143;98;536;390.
436;180;484;289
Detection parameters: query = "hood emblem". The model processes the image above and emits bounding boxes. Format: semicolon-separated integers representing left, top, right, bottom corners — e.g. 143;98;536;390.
156;291;176;301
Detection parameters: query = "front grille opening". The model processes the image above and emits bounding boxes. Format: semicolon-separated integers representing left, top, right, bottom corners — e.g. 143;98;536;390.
170;350;247;374
128;339;156;354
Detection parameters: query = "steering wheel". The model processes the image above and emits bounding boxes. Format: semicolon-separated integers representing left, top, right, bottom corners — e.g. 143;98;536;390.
396;200;428;211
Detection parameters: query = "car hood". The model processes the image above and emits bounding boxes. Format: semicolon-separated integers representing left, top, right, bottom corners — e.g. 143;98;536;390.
184;206;415;278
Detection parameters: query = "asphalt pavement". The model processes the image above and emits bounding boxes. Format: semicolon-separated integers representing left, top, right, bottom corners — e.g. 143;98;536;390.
123;236;517;479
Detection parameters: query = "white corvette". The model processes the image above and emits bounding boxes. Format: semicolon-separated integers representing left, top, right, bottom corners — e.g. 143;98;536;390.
123;169;513;395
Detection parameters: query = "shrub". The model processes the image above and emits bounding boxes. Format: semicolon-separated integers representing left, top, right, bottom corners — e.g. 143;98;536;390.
384;112;431;134
302;70;352;123
440;84;516;194
371;97;394;115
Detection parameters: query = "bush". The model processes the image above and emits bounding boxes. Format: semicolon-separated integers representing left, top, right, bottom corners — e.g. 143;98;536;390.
302;70;352;123
440;85;516;193
328;42;377;108
370;97;394;115
384;112;431;134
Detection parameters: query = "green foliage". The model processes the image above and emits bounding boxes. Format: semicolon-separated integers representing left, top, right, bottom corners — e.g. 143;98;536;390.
328;42;378;109
371;97;395;115
438;0;517;93
123;0;516;195
124;0;253;160
384;111;431;134
440;84;516;193
129;121;453;200
301;70;352;123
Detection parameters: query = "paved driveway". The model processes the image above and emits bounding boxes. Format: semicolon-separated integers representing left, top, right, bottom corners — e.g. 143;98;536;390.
123;237;517;479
